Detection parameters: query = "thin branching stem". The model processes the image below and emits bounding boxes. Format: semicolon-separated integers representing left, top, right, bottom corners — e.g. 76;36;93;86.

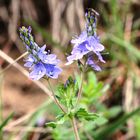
71;116;80;140
47;79;80;140
75;72;84;106
75;60;86;107
47;79;66;114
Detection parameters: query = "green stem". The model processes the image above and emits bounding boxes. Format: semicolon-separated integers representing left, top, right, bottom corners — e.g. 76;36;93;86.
75;72;84;106
75;60;87;107
47;79;66;114
71;116;80;140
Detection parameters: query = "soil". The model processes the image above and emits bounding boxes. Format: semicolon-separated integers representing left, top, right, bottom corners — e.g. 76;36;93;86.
2;66;48;118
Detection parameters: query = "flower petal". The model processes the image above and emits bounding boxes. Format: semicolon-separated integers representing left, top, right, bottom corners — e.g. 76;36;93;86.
87;36;104;52
29;62;46;80
45;64;62;79
87;56;101;71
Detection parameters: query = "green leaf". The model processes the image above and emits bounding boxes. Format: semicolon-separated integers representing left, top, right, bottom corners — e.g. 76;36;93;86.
94;116;108;126
56;114;68;125
46;114;68;128
46;122;57;128
75;108;99;121
134;115;140;139
0;112;14;131
56;76;78;108
105;106;122;118
81;72;108;106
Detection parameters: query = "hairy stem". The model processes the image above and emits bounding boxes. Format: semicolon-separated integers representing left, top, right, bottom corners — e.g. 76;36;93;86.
47;79;66;114
71;116;80;140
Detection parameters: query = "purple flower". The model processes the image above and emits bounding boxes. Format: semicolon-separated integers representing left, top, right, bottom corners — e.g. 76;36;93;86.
24;45;62;80
29;63;62;80
26;48;62;80
45;64;62;79
71;31;87;45
19;26;62;80
30;44;60;65
66;9;105;71
66;32;105;68
29;62;46;80
41;53;60;65
86;56;101;71
86;36;104;52
24;54;37;68
66;42;89;65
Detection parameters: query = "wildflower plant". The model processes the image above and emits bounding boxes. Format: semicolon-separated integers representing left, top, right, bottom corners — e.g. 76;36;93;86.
19;8;107;140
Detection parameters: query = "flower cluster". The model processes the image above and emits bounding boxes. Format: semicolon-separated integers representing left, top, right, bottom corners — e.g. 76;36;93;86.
19;26;62;80
66;8;105;71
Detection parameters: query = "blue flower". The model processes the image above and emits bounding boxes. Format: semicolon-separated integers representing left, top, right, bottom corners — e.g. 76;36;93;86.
66;32;105;67
66;9;105;71
66;41;89;65
86;56;101;71
19;26;62;80
29;62;46;80
29;63;62;80
24;54;37;67
71;31;87;45
86;36;104;52
45;64;62;79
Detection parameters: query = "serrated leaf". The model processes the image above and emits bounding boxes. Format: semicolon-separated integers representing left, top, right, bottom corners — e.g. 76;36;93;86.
75;108;99;121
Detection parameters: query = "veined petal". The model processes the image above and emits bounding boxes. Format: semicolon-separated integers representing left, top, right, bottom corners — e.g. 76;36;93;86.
45;64;62;79
29;62;46;80
66;41;89;65
24;61;33;67
71;31;87;45
87;36;104;52
42;54;60;65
